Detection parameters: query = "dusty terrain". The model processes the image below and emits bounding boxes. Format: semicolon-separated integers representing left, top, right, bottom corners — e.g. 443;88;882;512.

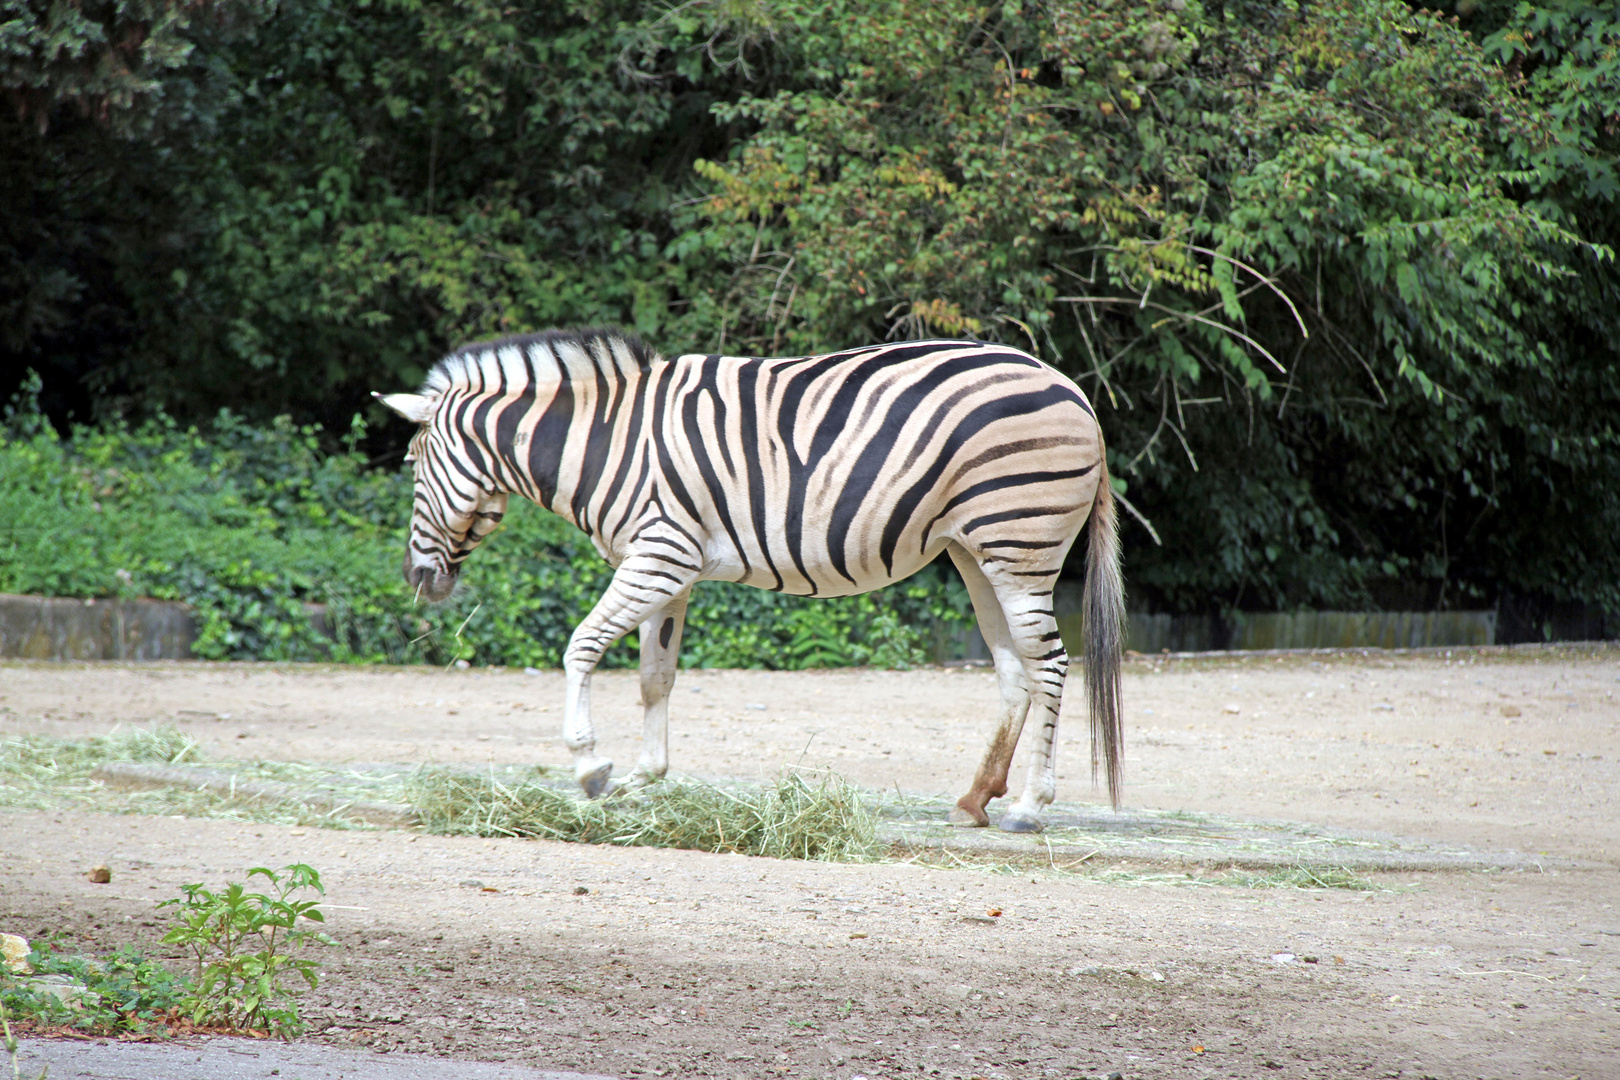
2;645;1618;1079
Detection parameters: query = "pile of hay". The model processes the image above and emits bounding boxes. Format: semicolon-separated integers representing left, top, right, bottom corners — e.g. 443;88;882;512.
406;767;878;862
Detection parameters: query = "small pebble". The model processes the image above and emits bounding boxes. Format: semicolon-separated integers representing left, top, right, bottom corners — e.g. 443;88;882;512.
87;865;111;884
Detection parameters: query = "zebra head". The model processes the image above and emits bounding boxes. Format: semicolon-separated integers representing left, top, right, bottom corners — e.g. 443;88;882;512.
376;390;509;603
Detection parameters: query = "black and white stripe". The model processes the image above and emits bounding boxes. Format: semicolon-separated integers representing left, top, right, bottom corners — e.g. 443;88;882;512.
380;328;1124;830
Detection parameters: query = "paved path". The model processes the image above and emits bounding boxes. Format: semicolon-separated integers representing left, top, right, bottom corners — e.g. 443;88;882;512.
13;1037;618;1080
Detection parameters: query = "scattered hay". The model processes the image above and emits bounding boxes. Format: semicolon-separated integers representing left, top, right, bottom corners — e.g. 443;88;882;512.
0;727;373;828
406;767;879;861
1086;863;1378;891
0;726;198;808
1223;864;1377;891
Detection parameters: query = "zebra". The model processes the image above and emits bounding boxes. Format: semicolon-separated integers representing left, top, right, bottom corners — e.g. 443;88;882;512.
377;327;1124;832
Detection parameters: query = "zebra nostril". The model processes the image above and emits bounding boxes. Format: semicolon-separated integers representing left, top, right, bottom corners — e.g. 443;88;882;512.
404;563;457;601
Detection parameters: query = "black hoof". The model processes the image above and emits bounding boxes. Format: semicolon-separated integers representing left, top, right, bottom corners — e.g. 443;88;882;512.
579;761;614;799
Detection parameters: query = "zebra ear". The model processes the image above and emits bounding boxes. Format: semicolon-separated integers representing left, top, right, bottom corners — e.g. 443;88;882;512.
373;391;435;425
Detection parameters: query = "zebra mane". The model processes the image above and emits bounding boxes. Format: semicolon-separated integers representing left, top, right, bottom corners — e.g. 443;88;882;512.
419;327;658;397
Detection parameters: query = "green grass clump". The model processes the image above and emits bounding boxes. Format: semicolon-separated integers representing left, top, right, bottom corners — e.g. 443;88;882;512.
1083;864;1378;890
408;768;879;861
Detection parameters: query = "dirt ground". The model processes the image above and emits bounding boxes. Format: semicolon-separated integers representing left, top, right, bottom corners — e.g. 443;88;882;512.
2;645;1618;1080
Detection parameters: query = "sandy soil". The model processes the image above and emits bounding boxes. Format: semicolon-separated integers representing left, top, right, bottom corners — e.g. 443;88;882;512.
2;646;1618;1079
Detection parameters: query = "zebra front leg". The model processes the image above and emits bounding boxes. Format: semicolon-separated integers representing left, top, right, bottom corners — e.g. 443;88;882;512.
563;555;700;798
618;593;690;792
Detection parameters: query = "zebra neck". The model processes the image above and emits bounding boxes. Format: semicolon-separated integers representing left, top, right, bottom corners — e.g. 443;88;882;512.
465;362;663;538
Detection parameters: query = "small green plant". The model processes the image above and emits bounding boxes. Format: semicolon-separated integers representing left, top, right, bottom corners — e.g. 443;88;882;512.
2;998;38;1080
159;864;332;1036
0;943;189;1038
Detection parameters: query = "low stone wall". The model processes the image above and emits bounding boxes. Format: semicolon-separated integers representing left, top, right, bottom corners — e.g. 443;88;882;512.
0;591;1527;665
1114;608;1498;653
0;594;197;661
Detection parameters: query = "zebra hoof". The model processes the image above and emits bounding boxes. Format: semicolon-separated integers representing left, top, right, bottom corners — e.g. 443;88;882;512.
616;771;662;795
998;812;1044;834
577;759;614;799
947;806;989;828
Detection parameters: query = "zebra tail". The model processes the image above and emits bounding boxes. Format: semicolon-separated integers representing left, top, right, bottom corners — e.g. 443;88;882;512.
1083;450;1127;809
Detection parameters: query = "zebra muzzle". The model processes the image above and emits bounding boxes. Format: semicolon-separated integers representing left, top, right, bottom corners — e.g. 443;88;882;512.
405;562;458;602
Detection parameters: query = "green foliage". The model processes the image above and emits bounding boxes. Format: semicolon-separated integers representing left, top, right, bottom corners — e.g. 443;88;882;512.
1;0;1616;623
0;943;190;1036
685;0;1617;617
407;767;879;861
0;394;449;663
0;0;274;136
0;864;329;1039
158;864;331;1036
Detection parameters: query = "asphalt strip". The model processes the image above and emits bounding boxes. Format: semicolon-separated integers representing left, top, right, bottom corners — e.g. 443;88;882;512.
14;1037;619;1080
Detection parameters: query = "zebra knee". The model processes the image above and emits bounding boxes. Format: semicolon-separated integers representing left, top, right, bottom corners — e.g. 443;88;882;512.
640;667;677;706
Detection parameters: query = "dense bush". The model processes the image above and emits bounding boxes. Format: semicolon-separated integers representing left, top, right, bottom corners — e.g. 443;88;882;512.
1;0;1616;625
0;382;968;666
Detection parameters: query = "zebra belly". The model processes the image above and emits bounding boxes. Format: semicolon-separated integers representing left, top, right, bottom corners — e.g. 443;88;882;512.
711;533;957;598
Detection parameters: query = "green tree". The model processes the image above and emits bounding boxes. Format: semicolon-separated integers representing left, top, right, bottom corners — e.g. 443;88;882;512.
1;0;1614;631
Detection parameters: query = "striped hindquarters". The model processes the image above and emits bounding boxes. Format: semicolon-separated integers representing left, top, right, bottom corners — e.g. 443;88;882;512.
652;340;1103;595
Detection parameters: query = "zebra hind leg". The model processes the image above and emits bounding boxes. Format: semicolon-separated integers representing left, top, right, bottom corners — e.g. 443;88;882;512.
946;544;1032;828
990;572;1069;834
618;593;690;793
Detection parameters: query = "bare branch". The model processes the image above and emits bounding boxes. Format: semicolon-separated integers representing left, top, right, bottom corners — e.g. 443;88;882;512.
1114;490;1162;546
1185;245;1309;338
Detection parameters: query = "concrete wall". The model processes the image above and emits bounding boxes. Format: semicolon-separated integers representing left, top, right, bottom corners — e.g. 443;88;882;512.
944;597;1501;662
0;591;1509;665
1109;608;1497;654
0;594;197;661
